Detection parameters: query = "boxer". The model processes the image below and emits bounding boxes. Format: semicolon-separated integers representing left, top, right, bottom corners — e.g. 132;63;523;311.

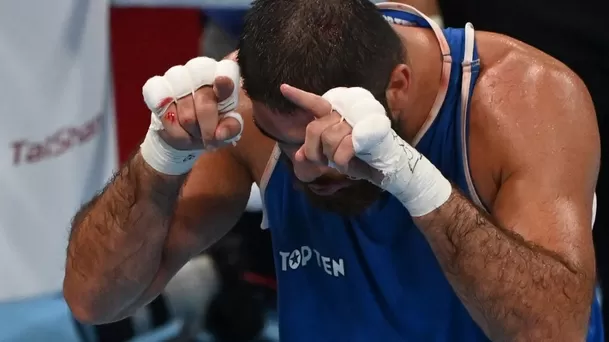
64;0;603;341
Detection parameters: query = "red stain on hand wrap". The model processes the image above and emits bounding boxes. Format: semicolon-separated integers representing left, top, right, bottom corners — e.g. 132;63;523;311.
164;111;176;123
159;97;176;123
157;97;173;109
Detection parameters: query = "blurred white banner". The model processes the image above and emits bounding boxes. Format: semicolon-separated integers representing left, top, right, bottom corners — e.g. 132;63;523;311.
0;0;117;301
112;0;252;9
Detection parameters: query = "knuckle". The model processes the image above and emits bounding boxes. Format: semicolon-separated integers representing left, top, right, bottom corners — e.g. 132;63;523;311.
336;121;352;133
197;103;219;118
305;122;319;136
333;154;350;169
308;121;332;137
176;95;193;110
177;111;196;126
195;86;215;101
321;136;336;151
321;125;346;143
303;151;316;162
320;129;335;145
304;146;322;162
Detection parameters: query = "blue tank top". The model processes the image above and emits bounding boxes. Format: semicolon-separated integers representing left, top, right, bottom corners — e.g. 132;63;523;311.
261;5;604;341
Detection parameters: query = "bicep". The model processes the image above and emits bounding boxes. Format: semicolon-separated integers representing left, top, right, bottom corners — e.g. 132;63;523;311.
490;118;598;272
491;169;595;270
478;61;599;270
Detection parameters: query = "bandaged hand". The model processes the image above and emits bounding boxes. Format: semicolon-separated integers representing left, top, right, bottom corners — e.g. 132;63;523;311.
140;57;244;175
281;84;452;216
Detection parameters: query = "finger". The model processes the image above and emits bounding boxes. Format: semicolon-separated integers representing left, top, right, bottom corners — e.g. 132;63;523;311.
175;95;200;138
225;50;238;62
333;137;377;181
160;103;178;126
215;59;240;113
332;136;356;173
280;84;332;119
213;76;235;107
158;103;198;150
142;75;175;116
160;102;179;133
193;86;219;145
215;113;243;141
160;103;184;136
321;121;353;164
303;115;341;164
295;147;307;164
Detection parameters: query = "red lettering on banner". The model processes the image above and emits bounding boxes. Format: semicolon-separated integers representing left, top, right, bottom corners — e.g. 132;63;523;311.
11;114;104;166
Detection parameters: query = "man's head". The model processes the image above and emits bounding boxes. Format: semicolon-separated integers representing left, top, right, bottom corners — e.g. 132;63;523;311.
238;0;409;215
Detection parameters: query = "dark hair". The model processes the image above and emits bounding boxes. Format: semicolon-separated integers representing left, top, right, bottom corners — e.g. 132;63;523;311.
238;0;405;113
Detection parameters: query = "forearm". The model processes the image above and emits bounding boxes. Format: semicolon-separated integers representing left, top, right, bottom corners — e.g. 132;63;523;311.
414;189;593;341
106;265;176;322
64;152;187;322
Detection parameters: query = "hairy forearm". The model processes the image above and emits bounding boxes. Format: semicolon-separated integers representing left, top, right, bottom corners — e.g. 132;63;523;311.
64;152;187;322
414;189;593;341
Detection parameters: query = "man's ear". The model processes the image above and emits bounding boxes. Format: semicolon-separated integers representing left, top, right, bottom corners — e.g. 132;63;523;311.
385;64;411;121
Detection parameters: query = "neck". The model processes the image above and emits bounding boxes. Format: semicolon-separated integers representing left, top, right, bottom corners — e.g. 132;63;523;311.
394;26;444;143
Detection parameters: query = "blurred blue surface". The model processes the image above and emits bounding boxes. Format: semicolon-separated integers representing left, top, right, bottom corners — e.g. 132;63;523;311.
132;314;279;342
0;294;81;342
0;293;278;342
205;9;247;39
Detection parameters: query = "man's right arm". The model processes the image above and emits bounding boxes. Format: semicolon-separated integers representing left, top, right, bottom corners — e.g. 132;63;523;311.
64;144;253;324
65;54;272;324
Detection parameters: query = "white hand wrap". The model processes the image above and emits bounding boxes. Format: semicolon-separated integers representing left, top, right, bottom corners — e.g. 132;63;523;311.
322;87;452;217
140;57;243;175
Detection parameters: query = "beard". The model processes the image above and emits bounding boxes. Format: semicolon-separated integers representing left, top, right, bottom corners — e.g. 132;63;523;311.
281;155;385;216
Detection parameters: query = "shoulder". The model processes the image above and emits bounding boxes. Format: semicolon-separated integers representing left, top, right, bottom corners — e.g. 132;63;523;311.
473;31;596;128
468;32;599;204
228;89;276;185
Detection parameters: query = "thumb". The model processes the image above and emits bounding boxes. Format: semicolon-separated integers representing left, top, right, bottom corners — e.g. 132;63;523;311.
214;112;244;143
349;158;383;185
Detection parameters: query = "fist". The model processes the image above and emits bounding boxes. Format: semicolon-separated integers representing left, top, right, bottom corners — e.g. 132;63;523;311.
142;57;244;151
280;84;383;182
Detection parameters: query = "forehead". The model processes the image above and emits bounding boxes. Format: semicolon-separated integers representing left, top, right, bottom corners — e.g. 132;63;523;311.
251;101;314;144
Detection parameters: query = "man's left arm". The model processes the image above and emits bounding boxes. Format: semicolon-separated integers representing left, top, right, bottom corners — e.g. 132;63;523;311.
278;69;600;340
413;71;600;340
